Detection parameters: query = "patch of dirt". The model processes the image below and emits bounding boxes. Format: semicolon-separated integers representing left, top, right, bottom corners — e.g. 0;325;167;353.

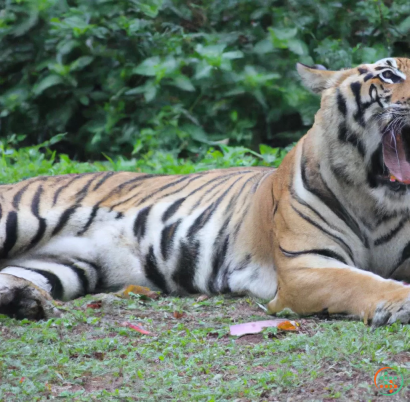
259;363;410;402
235;334;265;344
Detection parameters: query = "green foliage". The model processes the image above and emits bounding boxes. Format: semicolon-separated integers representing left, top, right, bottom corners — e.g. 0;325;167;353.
0;135;289;184
1;0;410;160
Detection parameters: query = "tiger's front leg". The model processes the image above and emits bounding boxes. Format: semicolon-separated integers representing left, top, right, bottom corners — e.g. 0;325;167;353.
0;273;60;320
268;264;410;327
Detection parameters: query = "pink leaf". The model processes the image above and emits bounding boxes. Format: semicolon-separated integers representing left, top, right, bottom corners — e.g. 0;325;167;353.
120;321;151;335
229;319;298;336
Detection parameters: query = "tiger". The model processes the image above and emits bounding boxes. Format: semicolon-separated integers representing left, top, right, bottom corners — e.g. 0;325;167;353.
2;57;410;327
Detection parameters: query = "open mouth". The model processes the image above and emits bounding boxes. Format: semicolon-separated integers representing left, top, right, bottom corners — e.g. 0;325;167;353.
381;125;410;186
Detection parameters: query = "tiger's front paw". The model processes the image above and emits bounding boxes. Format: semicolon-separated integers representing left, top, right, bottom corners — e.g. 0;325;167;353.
371;297;410;328
0;273;60;320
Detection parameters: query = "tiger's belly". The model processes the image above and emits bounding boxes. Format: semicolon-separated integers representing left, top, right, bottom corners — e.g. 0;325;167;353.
1;200;278;300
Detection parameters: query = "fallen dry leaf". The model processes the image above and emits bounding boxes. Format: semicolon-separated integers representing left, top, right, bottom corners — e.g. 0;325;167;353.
86;301;102;309
173;311;184;319
229;319;299;336
119;285;160;299
120;321;152;335
93;352;105;361
196;295;209;302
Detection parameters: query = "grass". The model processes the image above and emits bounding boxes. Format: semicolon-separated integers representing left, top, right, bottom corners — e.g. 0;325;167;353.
0;294;409;401
0;140;410;401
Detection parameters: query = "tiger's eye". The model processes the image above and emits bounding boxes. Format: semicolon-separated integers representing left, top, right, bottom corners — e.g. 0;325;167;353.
383;71;393;78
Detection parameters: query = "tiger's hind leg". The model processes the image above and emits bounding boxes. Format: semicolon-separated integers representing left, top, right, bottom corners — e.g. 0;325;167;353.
0;254;101;319
0;273;60;319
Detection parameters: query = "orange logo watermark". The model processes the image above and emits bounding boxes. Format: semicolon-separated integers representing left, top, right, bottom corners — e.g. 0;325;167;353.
374;367;403;395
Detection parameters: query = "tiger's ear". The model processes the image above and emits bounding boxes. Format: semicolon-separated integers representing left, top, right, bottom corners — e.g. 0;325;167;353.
296;63;341;94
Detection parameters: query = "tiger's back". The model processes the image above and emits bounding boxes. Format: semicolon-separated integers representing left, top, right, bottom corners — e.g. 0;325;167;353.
0;167;278;303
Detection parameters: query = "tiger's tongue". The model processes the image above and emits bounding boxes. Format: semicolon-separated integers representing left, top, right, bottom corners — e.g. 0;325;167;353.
382;132;410;183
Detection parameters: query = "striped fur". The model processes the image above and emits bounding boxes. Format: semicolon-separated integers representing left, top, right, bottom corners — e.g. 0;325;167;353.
3;58;410;327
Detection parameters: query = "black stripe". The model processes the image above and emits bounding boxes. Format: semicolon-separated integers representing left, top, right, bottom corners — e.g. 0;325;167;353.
157;175;203;200
138;176;191;206
367;143;384;188
358;67;368;74
144;245;168;293
53;175;85;206
75;175;101;203
189;175;238;211
97;174;156;205
364;73;374;82
52;206;78;236
187;204;214;238
291;204;354;264
390;241;410;278
184;173;239;202
107;175;166;211
289;183;337;230
273;203;278;217
24;268;64;300
133;205;152;240
0;203;2;221
52;175;102;236
329;163;355;185
172;241;199;294
301;152;367;247
1;211;18;258
77;205;99;236
350;82;365;127
374;219;407;246
279;246;348;265
375;210;399;227
162;198;185;222
187;177;243;238
12;182;31;209
93;171;115;191
28;186;47;249
338;122;365;157
369;83;384;108
108;192;143;210
336;90;347;116
160;220;181;260
208;235;230;293
69;265;89;295
231;173;261;206
74;258;104;291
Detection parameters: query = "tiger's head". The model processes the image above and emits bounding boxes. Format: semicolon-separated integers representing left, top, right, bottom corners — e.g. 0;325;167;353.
297;57;410;203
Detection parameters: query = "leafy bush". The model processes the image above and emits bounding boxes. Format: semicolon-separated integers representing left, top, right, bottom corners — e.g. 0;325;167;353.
1;0;410;160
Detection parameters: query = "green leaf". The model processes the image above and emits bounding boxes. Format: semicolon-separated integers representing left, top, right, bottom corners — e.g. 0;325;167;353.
271;27;298;40
222;51;244;60
70;56;94;71
194;63;213;79
398;16;410;34
287;39;308;56
171;76;195;92
254;39;274;54
181;124;208;143
144;83;157;102
125;86;146;96
33;75;64;96
133;57;160;76
138;0;163;18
